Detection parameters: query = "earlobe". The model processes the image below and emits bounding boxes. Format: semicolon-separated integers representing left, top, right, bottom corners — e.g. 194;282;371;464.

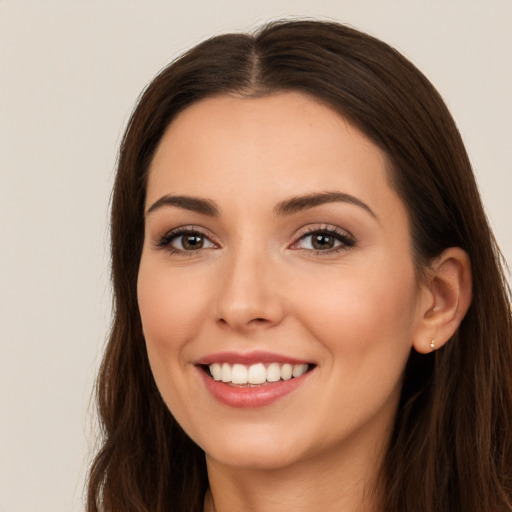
413;247;472;354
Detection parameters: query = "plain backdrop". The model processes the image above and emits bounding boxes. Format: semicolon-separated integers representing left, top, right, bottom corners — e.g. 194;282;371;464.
1;1;510;511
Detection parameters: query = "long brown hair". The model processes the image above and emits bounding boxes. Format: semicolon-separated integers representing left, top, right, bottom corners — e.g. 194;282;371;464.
87;20;512;512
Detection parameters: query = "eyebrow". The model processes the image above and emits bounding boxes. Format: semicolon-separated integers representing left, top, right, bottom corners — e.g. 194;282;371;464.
145;190;376;219
146;194;219;216
274;191;377;219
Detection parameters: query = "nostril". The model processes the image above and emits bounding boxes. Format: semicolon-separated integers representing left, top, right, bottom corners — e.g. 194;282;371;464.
217;316;272;328
246;317;273;328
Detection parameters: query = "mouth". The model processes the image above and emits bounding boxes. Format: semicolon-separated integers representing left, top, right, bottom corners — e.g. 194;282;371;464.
200;362;315;387
195;351;316;407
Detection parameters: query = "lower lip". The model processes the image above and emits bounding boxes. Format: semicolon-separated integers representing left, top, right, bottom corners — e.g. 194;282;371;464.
197;367;312;408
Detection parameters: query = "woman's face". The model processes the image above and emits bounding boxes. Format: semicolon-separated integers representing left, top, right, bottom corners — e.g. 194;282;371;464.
138;92;427;471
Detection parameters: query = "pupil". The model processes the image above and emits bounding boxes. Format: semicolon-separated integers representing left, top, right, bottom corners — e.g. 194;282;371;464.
183;234;203;250
312;234;333;250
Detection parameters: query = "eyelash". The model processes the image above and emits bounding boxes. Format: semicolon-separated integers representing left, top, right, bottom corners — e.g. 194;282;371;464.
155;225;216;256
154;224;356;256
291;225;356;255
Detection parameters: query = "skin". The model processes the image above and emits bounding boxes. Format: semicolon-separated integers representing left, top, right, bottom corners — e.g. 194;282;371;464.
137;92;471;512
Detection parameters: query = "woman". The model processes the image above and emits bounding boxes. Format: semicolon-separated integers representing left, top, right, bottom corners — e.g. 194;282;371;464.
87;20;512;512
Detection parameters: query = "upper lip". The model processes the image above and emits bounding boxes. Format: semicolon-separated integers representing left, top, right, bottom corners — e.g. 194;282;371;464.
195;350;313;366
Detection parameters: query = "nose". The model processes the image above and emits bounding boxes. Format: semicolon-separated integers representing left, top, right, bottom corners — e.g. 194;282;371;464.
214;247;285;333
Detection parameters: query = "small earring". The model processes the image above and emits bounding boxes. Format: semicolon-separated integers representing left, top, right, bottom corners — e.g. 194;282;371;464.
429;338;436;350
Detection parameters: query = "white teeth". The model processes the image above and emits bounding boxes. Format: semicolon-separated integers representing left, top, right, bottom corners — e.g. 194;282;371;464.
281;363;293;380
248;363;267;384
266;362;281;382
210;363;222;381
292;363;308;378
231;364;248;384
221;363;231;383
208;362;310;385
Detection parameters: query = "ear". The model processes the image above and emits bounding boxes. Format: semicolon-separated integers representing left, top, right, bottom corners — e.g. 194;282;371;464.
413;247;472;354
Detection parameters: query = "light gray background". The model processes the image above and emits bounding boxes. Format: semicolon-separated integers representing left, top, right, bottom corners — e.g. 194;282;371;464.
1;1;510;511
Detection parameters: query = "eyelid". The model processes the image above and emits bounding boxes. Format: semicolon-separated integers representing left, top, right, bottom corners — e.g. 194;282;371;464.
152;223;356;256
154;225;219;252
289;224;356;253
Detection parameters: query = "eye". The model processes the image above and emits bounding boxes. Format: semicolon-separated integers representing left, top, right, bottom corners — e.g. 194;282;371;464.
156;227;216;254
292;227;356;253
171;232;214;251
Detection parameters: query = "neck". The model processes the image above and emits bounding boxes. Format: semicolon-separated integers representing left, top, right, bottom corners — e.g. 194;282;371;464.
204;431;386;512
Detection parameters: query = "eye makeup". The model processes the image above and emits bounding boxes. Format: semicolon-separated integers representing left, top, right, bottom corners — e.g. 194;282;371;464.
152;221;357;259
290;224;357;255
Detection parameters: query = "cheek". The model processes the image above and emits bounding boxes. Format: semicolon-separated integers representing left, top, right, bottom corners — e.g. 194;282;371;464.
137;261;208;347
295;261;419;361
136;259;215;425
290;263;419;437
136;259;214;410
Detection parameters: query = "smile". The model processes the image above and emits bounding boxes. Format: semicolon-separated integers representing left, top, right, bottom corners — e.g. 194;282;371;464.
195;352;316;408
207;362;310;386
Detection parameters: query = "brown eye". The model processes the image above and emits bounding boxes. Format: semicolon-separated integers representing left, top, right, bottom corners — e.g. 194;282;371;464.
293;228;355;254
311;233;336;250
167;231;215;251
181;234;204;250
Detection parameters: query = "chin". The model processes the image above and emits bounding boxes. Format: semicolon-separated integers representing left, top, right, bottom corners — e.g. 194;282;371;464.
199;424;310;471
205;444;303;472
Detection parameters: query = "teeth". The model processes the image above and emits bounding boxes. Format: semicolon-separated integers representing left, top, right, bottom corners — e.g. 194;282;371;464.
248;363;267;384
281;363;293;380
266;362;281;382
210;363;222;381
221;363;231;383
231;364;248;384
208;362;310;385
292;363;308;377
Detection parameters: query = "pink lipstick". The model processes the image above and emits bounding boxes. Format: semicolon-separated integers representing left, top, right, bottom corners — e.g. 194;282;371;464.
195;351;314;408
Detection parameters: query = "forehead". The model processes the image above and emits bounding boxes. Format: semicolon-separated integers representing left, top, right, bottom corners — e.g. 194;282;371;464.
147;92;399;218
